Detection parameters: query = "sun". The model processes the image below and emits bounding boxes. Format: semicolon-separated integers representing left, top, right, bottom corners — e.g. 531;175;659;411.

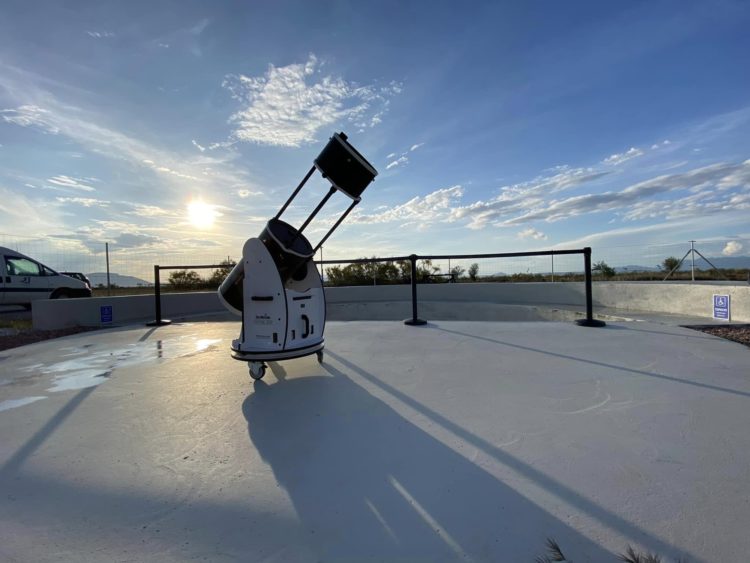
187;199;218;229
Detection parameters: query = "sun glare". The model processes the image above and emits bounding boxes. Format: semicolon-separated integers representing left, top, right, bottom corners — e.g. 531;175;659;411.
187;199;218;229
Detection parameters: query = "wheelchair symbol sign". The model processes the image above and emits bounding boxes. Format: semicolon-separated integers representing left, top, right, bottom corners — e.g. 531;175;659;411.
713;294;730;320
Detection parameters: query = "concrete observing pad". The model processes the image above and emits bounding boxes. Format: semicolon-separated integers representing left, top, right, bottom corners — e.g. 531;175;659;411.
1;320;749;562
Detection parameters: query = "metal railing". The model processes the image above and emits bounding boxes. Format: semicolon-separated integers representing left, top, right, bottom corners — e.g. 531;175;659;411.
316;247;604;327
147;263;234;327
147;247;605;327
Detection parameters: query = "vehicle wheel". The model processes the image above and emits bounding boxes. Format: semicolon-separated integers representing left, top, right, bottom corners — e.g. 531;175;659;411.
316;350;324;363
249;362;266;380
54;291;71;299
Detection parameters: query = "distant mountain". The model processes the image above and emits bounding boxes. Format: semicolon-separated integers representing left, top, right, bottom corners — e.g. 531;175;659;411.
616;255;750;273
87;272;151;287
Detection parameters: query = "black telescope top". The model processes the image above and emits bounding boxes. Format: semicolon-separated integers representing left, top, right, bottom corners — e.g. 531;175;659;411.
314;132;378;200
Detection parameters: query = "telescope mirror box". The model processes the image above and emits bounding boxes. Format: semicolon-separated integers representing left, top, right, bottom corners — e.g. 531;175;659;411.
218;132;378;380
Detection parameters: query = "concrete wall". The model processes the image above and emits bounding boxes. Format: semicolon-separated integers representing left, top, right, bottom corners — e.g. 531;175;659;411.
592;282;749;322
32;281;750;330
32;292;223;330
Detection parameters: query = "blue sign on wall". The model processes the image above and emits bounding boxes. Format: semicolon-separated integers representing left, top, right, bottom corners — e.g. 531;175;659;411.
100;305;113;324
713;294;730;320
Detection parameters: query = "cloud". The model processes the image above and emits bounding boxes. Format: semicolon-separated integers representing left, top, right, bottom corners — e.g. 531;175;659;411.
0;97;247;192
351;185;464;225
503;160;750;226
602;147;644;165
722;241;744;256
125;204;174;217
222;54;399;147
386;156;408;170
55;197;109;207
192;139;206;152
384;143;424;171
237;189;260;198
1;105;60;133
448;167;610;229
86;31;115;39
517;227;547;240
47;175;97;192
114;232;161;248
651;140;672;150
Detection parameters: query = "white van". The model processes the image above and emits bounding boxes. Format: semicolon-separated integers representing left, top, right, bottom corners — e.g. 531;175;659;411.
1;246;92;308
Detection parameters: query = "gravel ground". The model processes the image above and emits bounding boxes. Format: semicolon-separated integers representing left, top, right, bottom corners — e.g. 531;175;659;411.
690;324;750;349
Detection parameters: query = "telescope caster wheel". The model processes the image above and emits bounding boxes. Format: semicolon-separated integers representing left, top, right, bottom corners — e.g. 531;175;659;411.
249;362;267;380
316;350;324;363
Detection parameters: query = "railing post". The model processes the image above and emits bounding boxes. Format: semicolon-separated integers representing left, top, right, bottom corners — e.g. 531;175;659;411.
404;254;427;326
575;247;606;327
147;265;172;326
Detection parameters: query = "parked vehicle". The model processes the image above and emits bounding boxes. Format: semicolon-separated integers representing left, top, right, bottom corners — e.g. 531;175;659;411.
0;247;92;308
59;271;92;289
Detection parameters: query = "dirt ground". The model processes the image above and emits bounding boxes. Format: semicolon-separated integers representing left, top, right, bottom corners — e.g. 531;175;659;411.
689;324;750;349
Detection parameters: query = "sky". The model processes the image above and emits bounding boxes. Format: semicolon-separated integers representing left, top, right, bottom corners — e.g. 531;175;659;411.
1;0;749;276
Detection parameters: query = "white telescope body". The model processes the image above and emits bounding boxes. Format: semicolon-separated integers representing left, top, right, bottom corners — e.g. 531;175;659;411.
218;132;377;380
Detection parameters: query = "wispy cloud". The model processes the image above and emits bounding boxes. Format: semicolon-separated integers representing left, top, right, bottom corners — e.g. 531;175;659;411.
221;54;400;148
352;185;464;226
448;167;610;229
1;105;61;133
55;196;108;207
47;175;97;192
86;31;115;39
386;156;408;170
517;227;547;240
650;139;671;150
602;147;644;165
0;93;249;195
504;160;750;225
384;142;424;171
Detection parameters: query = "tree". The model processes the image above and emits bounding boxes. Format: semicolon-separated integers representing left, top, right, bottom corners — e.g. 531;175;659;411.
449;265;465;279
660;256;681;273
168;270;203;290
208;258;236;287
468;263;480;281
592;260;615;278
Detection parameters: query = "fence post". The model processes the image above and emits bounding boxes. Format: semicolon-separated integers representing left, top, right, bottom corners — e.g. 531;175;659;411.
147;265;172;326
575;248;606;327
404;254;427;326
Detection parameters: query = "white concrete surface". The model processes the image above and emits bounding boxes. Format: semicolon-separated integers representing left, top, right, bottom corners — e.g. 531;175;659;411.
1;320;749;562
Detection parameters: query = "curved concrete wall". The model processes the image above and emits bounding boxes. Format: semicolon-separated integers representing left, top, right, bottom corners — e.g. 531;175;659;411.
32;281;749;330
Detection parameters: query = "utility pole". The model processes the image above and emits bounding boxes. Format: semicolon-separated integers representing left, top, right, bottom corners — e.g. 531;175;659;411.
105;242;111;296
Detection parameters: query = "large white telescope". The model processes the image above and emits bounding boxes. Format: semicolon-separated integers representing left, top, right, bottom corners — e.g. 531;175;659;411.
218;132;377;380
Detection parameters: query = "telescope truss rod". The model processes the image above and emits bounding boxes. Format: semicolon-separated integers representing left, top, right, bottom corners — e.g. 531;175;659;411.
313;198;359;253
274;165;317;220
298;186;336;234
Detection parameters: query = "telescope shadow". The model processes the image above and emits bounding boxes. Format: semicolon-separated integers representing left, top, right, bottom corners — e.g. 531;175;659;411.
242;365;614;562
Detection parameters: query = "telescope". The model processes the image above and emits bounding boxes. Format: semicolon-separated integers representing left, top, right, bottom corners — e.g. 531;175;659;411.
219;132;378;380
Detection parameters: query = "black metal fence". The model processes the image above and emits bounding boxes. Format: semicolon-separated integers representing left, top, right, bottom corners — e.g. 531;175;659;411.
147;247;605;327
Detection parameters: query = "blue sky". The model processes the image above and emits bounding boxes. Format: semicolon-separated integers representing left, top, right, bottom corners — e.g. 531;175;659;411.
1;0;749;273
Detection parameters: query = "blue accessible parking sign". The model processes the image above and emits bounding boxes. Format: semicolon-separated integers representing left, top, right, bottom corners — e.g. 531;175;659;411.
100;305;113;324
712;295;730;320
